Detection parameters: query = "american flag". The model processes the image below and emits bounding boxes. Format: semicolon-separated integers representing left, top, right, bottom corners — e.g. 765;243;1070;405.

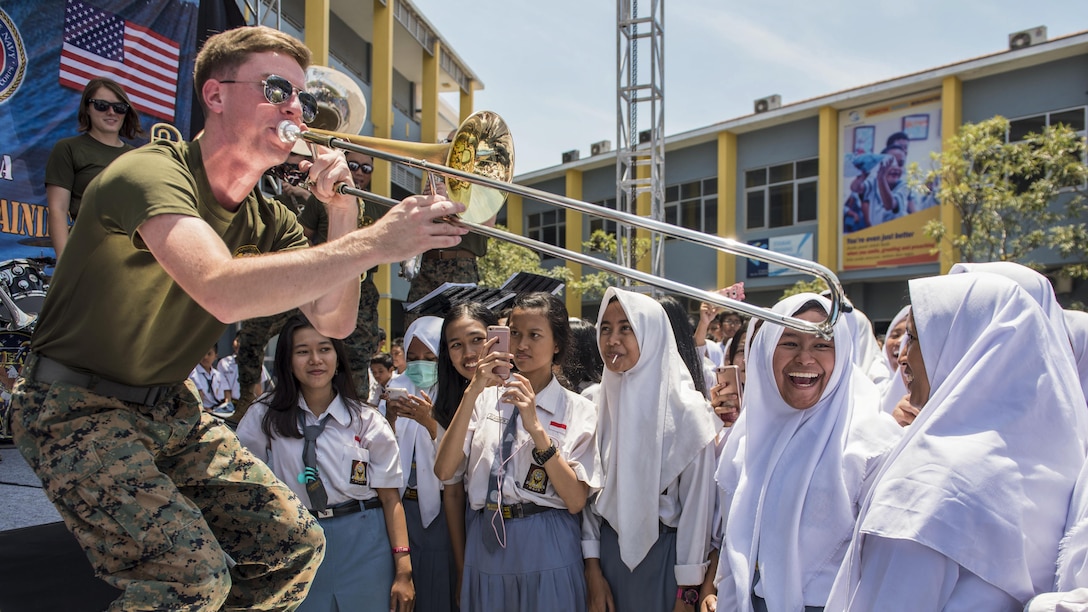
58;0;180;121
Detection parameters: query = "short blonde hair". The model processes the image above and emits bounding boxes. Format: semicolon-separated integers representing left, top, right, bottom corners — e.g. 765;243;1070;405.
193;26;310;110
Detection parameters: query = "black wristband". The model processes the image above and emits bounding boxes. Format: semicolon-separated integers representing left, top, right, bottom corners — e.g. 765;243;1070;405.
532;442;557;465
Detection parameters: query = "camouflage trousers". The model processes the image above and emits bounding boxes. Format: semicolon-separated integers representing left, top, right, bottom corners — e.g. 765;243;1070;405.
405;257;479;325
10;353;325;611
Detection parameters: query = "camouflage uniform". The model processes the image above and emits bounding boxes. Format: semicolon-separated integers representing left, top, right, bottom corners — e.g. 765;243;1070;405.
404;256;480;326
345;279;382;398
12;353;324;611
234;310;298;416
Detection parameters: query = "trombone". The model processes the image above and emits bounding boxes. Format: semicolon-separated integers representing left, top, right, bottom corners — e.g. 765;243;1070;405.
282;71;847;338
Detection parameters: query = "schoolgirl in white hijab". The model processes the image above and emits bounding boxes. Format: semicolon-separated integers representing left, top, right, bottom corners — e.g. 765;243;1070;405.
827;273;1088;610
839;306;891;388
387;315;460;612
878;305;911;416
711;293;901;612
583;287;720;611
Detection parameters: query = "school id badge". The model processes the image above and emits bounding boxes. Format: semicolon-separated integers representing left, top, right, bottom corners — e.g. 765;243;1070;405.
350;460;368;486
523;463;549;493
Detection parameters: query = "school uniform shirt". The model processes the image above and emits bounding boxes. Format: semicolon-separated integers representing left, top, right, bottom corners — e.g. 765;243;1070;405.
188;365;224;408
458;376;601;510
699;340;725;368
827;274;1088;610
236;395;402;507
216;354;269;400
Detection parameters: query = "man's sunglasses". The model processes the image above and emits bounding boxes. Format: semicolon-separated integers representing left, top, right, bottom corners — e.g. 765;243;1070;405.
87;99;130;114
219;75;317;124
347;161;373;174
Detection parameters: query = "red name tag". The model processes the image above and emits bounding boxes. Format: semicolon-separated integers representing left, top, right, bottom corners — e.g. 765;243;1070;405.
550;421;566;430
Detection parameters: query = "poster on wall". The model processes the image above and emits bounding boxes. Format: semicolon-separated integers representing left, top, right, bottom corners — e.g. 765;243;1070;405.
0;0;198;264
747;233;814;278
839;92;942;270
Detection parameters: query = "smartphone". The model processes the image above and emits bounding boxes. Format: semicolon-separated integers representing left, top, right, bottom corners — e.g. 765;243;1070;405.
487;325;511;379
714;365;742;404
386;387;409;402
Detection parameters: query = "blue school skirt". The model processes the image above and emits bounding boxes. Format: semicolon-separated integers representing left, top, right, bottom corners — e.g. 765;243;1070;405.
298;501;393;612
462;505;587;612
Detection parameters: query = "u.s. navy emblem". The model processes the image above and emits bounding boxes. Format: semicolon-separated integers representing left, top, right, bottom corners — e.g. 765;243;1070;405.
0;8;25;104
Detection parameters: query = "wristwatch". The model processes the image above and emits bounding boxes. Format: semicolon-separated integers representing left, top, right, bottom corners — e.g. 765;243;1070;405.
531;442;558;465
677;586;699;606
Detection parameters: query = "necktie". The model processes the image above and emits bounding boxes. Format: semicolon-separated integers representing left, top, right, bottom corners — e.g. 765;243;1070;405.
485;408;519;551
297;412;333;512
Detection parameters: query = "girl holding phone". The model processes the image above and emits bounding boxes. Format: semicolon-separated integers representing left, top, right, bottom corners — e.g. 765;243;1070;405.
435;292;601;610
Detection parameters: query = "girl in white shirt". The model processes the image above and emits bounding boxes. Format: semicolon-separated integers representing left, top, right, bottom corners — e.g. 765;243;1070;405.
583;287;720;612
236;315;413;611
435;292;601;611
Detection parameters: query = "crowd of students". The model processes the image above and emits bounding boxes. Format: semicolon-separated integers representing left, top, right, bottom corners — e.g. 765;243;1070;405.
215;259;1088;611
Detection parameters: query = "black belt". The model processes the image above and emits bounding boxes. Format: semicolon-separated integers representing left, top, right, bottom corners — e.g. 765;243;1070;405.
28;354;174;407
484;501;550;519
403;487;418;501
310;498;382;519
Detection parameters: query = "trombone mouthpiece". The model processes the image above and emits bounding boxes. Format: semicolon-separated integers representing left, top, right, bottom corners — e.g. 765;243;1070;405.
277;120;302;143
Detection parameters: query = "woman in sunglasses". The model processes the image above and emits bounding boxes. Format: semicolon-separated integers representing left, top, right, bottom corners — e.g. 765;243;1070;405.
45;77;143;258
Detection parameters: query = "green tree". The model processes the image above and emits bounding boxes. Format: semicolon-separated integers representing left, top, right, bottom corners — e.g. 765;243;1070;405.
476;225;570;289
780;278;829;301
565;230;653;303
919;116;1087;270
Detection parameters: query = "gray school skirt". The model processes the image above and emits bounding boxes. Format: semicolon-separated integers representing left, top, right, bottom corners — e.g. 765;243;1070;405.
462;506;587;612
298;501;393;612
403;494;459;612
599;520;677;612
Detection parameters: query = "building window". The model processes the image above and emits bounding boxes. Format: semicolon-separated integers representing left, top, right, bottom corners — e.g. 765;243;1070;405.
1008;107;1086;142
745;158;818;230
527;209;566;249
664;178;717;235
1007;107;1087;190
590;198;619;236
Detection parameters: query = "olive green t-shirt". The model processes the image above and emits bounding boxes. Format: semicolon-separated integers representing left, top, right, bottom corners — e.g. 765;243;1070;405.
33;139;308;386
44;133;135;220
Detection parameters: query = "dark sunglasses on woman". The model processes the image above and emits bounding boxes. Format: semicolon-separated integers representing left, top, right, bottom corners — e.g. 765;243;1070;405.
218;74;318;124
88;99;130;114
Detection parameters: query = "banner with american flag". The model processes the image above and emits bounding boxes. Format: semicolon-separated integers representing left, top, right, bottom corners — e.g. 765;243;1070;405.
0;0;199;262
59;0;180;121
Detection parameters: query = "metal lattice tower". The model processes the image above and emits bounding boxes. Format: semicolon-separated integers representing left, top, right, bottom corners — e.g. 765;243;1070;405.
615;0;665;278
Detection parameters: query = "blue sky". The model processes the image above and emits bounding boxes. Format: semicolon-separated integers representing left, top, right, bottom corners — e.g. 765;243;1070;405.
411;0;1088;175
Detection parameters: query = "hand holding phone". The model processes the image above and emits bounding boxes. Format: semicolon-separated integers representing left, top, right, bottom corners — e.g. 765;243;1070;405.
714;365;742;413
386;388;409;402
487;325;511;379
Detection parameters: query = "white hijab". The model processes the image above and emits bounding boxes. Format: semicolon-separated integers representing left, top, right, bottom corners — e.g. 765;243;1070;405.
841;306;891;388
393;315;444;527
878;305;911;415
594;287;719;570
1064;309;1088;405
1055;312;1088;590
949;261;1071;348
716;293;900;611
829;274;1088;606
